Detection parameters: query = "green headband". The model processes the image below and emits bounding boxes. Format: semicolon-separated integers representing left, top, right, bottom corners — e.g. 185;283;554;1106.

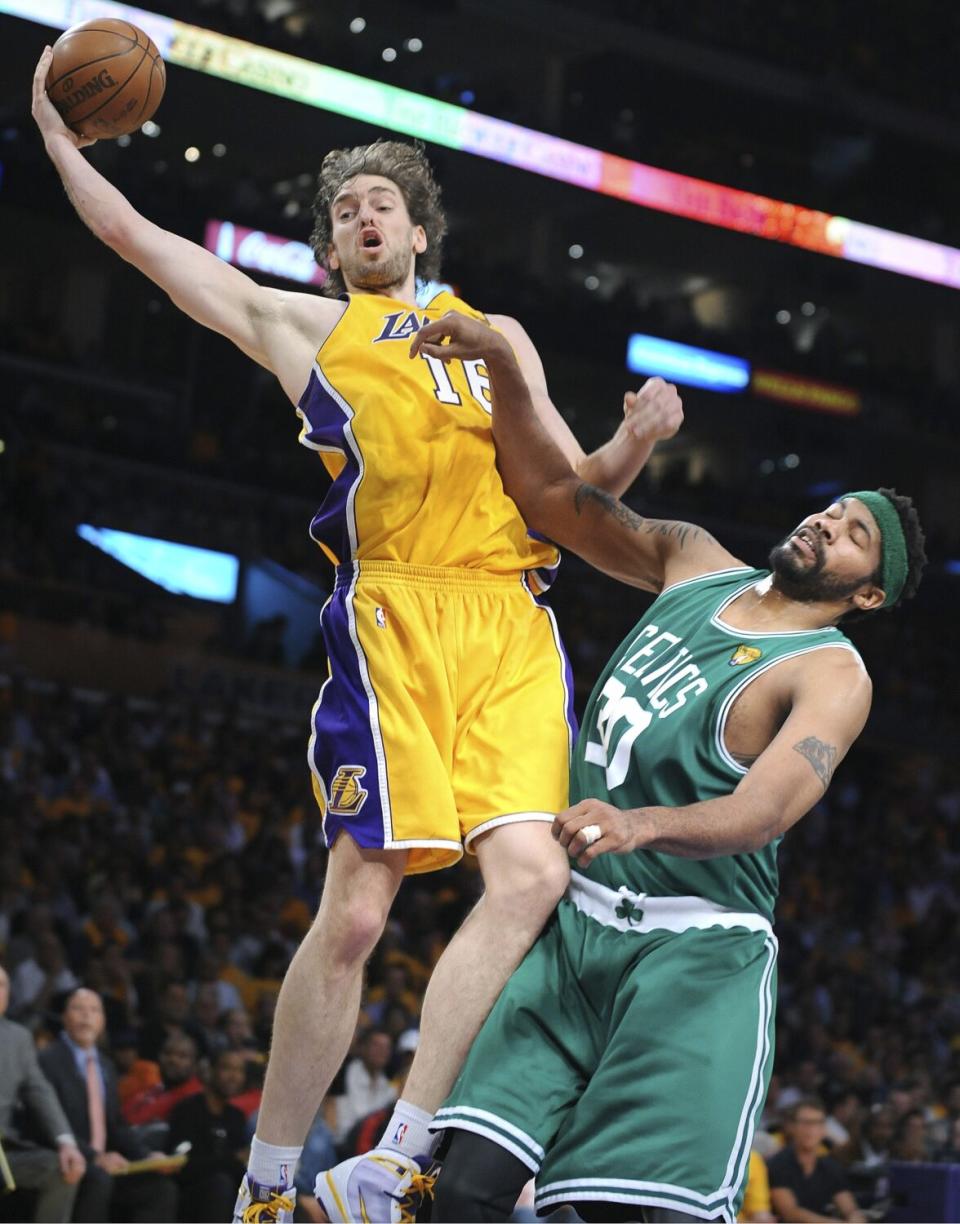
841;491;908;608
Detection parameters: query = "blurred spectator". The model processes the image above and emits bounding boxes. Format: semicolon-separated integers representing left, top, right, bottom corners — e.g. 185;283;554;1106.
390;1028;420;1095
115;1030;163;1113
167;1049;249;1222
0;964;85;1223
192;982;230;1058
220;1007;264;1068
292;1105;339;1223
8;933;78;1023
363;964;421;1030
38;988;178;1223
824;1088;863;1152
739;1149;777;1222
191;950;244;1017
935;1116;960;1164
768;1099;865;1222
123;1034;203;1126
138;981;202;1062
844;1106;895;1171
891;1108;930;1163
334;1028;397;1143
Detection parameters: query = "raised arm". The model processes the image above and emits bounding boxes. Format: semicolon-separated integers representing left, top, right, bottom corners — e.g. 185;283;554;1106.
555;648;872;866
31;48;339;404
410;311;737;592
489;313;682;497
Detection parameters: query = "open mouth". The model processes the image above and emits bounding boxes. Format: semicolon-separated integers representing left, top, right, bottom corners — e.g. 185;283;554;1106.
790;526;819;560
360;228;383;250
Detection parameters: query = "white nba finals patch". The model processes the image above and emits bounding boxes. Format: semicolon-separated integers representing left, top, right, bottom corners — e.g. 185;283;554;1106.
729;644;762;667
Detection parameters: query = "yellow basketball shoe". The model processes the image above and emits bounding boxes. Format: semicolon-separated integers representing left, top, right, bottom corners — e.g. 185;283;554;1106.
315;1149;438;1223
232;1173;296;1223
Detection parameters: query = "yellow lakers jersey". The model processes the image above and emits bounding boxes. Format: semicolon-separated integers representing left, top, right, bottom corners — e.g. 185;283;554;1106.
295;290;560;583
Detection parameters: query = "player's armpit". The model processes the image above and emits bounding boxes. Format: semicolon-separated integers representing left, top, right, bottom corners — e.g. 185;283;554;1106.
731;650;872;846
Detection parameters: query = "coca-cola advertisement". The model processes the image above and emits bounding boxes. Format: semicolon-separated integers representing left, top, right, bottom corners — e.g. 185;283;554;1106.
204;218;327;286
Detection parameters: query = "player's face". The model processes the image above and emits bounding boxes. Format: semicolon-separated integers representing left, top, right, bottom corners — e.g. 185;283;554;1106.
769;498;885;609
328;174;427;294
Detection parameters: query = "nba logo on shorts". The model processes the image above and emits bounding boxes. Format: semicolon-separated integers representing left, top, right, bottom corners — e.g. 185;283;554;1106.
329;765;369;815
392;1122;408;1146
376;606;387;629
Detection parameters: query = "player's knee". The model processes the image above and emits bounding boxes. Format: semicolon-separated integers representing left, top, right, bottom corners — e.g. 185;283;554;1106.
311;895;388;968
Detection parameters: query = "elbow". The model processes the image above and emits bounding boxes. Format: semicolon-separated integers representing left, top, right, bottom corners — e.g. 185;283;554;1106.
741;818;782;854
96;214;128;253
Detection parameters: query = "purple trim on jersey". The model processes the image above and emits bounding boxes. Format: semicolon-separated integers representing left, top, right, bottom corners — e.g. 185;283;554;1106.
310;583;388;850
528;584;579;746
298;368;359;564
559;628;579;745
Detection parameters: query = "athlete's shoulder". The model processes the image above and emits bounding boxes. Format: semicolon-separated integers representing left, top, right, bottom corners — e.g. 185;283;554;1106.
659;563;758;600
778;635;872;714
657;530;747;594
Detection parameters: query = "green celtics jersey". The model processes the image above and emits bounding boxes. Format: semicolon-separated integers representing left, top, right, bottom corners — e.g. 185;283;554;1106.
572;567;860;920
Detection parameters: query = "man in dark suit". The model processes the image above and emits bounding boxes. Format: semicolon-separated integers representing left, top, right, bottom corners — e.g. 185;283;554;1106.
39;987;178;1223
0;965;85;1223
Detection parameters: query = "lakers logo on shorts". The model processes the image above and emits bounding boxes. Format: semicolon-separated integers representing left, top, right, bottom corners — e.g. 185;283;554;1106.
729;644;762;667
329;765;369;815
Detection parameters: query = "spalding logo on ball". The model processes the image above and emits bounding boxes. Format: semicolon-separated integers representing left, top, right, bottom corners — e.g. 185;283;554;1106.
46;18;165;139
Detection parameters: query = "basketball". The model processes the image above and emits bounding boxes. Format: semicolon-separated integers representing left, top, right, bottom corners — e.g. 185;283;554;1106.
46;18;165;139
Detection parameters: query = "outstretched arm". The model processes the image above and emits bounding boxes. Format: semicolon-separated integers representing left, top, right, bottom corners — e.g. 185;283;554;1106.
411;311;737;591
490;315;682;496
555;650;872;866
31;48;338;402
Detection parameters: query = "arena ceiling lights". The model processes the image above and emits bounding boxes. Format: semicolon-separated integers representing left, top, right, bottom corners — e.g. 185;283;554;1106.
8;0;960;291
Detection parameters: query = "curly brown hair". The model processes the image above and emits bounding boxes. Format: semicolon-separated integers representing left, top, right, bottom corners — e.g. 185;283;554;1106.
310;139;447;295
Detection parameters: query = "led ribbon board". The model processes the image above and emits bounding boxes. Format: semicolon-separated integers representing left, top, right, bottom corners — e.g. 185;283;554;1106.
77;524;240;601
627;334;749;392
7;0;960;289
752;368;861;416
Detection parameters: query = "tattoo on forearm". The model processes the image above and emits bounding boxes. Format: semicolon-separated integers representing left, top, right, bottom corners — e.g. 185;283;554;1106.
793;736;838;790
572;485;711;549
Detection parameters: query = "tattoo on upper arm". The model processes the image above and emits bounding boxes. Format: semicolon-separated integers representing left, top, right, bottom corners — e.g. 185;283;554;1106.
572;485;712;550
793;736;838;790
573;483;643;530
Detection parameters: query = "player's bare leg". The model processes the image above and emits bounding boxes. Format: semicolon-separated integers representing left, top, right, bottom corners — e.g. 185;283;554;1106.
402;821;569;1112
316;821;569;1222
234;835;407;1222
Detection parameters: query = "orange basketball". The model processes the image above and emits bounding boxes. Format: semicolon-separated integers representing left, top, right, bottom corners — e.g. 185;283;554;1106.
46;18;166;139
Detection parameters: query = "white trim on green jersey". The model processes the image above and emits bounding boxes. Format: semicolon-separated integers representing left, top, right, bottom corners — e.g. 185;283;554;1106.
715;640;863;776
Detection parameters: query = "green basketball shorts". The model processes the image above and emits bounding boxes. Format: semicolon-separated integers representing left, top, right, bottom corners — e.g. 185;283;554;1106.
433;872;778;1222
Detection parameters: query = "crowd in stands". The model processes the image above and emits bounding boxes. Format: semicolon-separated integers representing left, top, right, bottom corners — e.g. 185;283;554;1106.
1;669;958;1220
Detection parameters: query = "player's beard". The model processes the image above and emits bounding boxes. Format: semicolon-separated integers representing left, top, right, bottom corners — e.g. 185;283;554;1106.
768;530;872;603
337;241;415;294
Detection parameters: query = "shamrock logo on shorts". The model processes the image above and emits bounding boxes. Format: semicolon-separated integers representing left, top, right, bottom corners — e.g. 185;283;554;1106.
615;897;643;925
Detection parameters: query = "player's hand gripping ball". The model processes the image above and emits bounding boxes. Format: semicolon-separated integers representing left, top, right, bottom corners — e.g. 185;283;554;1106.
45;18;165;139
